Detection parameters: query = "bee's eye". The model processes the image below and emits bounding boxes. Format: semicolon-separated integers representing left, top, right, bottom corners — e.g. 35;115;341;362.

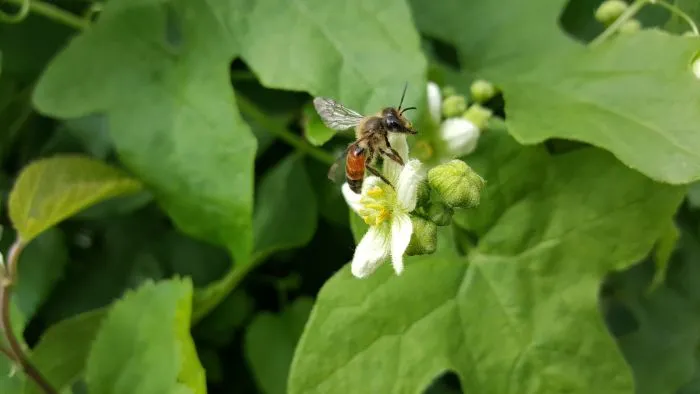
385;117;400;130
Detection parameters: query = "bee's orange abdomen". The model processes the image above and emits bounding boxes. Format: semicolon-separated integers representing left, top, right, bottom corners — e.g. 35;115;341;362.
346;145;366;193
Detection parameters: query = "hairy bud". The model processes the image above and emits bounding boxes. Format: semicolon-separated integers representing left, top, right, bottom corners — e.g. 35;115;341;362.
442;95;467;118
427;202;453;226
405;215;437;256
619;19;642;34
469;79;497;103
428;160;485;209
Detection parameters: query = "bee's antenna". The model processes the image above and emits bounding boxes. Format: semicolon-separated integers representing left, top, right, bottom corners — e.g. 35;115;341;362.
398;82;408;110
400;106;417;115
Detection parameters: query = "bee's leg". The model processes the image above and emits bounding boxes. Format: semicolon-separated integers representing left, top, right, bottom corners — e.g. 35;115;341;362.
382;147;404;166
366;165;394;190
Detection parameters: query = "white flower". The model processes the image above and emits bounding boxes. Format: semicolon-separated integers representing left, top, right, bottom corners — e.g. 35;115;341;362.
426;81;442;124
342;134;425;278
440;117;481;157
693;58;700;80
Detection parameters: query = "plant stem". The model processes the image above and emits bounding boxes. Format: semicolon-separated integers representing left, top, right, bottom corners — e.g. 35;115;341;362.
4;0;89;30
0;240;57;394
236;95;336;165
651;0;700;35
590;0;649;46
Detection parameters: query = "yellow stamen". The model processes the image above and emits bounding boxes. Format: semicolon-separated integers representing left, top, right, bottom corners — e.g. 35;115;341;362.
366;186;384;198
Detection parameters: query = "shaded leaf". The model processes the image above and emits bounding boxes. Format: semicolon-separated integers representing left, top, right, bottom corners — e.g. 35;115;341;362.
245;297;314;394
8;155;142;243
289;141;684;393
193;290;255;348
86;278;204;394
24;309;108;394
253;154;318;262
33;0;257;264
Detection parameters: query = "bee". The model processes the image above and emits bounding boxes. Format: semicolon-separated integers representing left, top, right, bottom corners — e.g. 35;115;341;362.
314;85;417;193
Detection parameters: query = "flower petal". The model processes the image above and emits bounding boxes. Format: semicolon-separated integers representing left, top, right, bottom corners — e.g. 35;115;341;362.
342;183;364;214
426;82;442;124
396;159;424;211
351;224;390;278
440;118;480;157
384;134;409;184
390;213;413;275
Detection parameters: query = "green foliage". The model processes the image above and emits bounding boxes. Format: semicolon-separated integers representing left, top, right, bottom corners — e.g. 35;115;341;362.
289;133;685;393
85;278;204;394
0;0;698;393
8;155;142;243
244;297;314;394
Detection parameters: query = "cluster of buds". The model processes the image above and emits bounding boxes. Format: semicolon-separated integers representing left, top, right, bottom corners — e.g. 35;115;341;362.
594;0;642;33
427;80;495;159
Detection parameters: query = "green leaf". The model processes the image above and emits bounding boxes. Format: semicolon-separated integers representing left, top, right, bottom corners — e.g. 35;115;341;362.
411;0;700;184
650;219;680;291
24;309;108;394
193;290;254;348
234;0;427;115
605;228;700;394
665;0;700;34
253;154;319;262
497;31;700;184
86;278;204;394
14;227;69;323
33;0;257;264
302;103;337;147
289;143;684;393
8;155;142;243
245;297;314;394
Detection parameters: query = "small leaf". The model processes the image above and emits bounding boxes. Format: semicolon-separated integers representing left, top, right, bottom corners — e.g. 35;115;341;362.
650;219;680;291
24;308;108;394
253;154;318;262
86;278;204;394
302;103;337;147
8;155;142;243
245;297;314;394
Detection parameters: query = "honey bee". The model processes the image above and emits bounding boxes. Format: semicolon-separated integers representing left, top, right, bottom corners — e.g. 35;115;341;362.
314;85;417;193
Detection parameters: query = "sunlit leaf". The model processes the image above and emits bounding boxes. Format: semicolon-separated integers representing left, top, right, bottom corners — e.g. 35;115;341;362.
411;0;700;184
8;155;142;243
289;134;684;393
86;278;204;394
233;0;427;115
33;0;257;263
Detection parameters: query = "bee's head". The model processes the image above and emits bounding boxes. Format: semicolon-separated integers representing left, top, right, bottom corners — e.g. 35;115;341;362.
382;107;417;134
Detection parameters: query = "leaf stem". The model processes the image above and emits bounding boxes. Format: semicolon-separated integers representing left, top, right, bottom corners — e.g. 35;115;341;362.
0;239;58;394
235;95;336;165
590;0;649;46
651;0;699;35
3;0;89;30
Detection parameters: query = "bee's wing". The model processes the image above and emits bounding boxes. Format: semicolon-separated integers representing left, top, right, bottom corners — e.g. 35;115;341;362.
313;97;364;131
327;146;352;184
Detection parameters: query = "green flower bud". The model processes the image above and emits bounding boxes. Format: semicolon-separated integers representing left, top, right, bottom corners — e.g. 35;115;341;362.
428;160;485;209
693;56;700;80
415;179;431;207
683;31;698;37
442;85;457;97
405;215;437;256
619;19;641;34
469;79;496;103
427;201;453;226
442;95;467;118
595;0;628;25
462;104;493;130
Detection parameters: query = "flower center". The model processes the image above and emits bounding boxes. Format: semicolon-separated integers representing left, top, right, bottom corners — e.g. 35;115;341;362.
358;185;394;226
